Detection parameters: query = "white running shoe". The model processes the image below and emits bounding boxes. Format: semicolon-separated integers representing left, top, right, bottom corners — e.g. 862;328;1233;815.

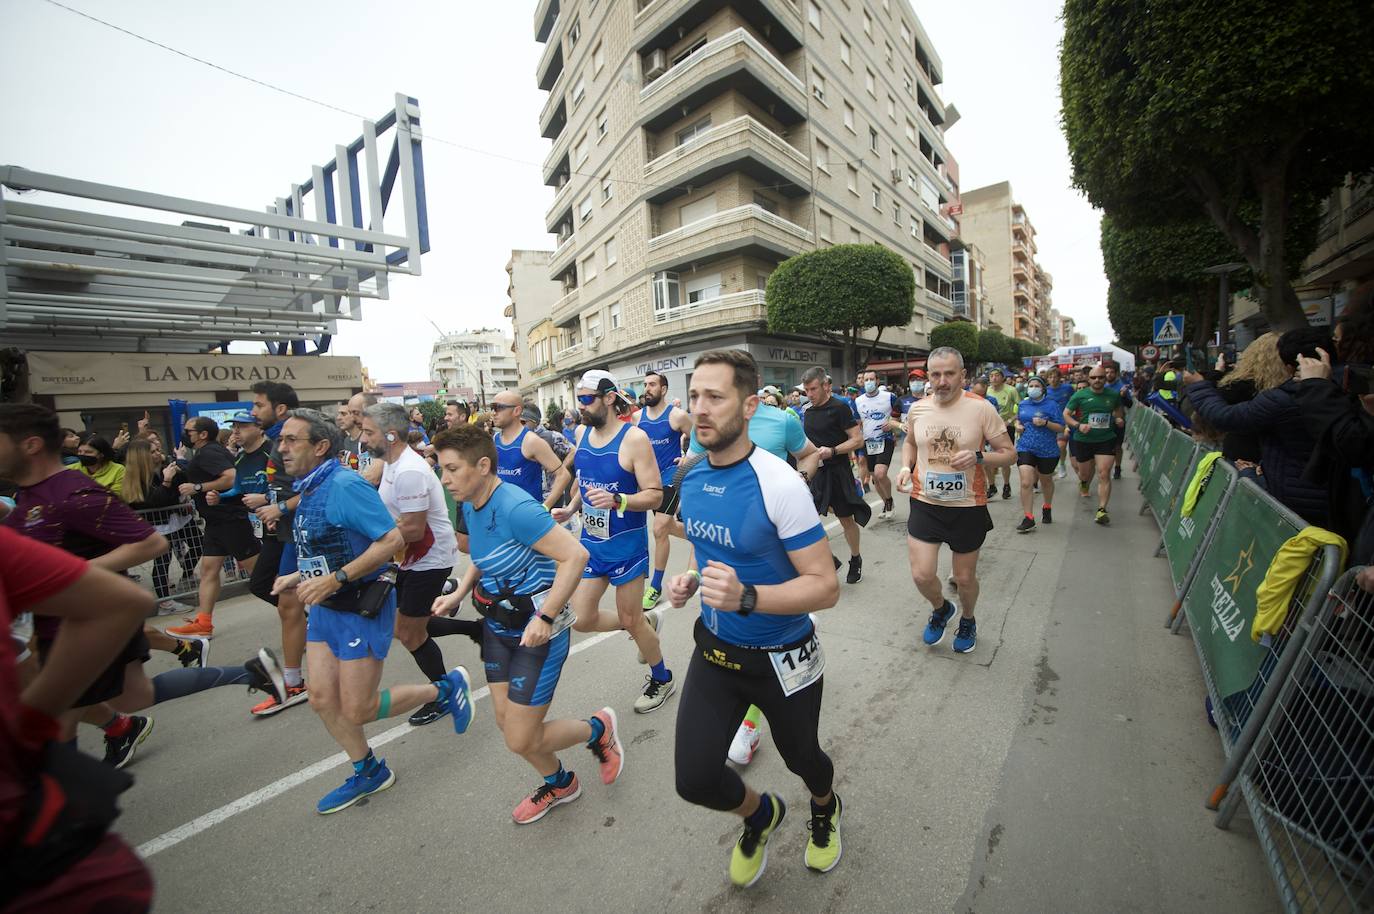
728;720;761;765
1055;465;1067;480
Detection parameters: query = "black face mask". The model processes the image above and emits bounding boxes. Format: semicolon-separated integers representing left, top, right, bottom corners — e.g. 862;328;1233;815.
78;454;101;467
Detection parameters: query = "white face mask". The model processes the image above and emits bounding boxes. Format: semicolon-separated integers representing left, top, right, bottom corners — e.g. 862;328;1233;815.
909;382;921;393
864;380;877;394
1028;386;1045;401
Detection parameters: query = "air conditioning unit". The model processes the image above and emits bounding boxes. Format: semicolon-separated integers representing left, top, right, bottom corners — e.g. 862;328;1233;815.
587;335;602;351
645;49;668;81
890;168;903;184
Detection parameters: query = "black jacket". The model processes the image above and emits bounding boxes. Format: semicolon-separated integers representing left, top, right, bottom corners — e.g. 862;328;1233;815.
1184;378;1329;527
1294;379;1374;565
1212;378;1263;464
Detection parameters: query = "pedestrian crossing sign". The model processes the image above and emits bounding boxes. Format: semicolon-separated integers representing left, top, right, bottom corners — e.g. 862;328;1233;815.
1153;314;1184;346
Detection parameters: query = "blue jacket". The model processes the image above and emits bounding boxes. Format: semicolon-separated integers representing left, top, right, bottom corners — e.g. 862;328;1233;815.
1184;379;1328;526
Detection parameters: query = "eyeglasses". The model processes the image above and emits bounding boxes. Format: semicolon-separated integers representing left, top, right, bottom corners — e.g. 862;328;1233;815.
491;403;517;412
1088;374;1105;380
576;394;599;406
278;434;309;445
182;428;197;435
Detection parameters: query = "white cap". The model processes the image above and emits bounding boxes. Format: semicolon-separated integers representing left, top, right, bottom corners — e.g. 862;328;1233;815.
576;369;629;403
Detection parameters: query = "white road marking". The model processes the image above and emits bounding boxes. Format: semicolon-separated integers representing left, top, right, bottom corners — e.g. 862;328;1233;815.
137;629;621;858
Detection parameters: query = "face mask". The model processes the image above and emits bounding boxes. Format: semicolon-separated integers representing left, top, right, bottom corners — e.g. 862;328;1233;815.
1027;387;1045;401
909;381;921;393
78;454;100;467
864;381;877;394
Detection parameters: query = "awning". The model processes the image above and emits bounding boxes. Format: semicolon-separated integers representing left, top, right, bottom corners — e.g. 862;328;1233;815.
863;358;927;374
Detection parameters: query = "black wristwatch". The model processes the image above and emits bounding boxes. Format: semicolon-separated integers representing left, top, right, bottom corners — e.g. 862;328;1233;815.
975;451;984;465
537;612;557;626
333;569;350;585
738;585;757;616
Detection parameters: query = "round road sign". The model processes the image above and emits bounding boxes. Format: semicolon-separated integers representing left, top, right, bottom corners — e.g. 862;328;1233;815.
1141;345;1159;360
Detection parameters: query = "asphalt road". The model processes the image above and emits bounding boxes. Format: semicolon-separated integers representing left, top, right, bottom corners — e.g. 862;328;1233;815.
94;465;1279;913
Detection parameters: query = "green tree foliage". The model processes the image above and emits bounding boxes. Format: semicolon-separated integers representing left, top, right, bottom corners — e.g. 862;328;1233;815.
766;244;916;377
545;400;565;429
976;327;1014;365
1060;0;1374;331
929;320;979;361
415;399;445;430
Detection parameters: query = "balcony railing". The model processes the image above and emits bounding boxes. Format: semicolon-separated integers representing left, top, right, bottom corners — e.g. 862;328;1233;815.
647;203;812;251
644;115;808;178
550;287;580;324
640;28;803;105
549;233;577;276
555;342;583;360
654;289;766;324
924;288;953;310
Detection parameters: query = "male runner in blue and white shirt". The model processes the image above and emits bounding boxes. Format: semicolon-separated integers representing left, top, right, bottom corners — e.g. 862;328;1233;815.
635;370;692;611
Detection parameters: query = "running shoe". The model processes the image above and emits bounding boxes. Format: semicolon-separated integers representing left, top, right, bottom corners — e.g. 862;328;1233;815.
805;794;844;873
728;719;762;766
317;760;395;815
1002;484;1012;500
883;497;894;518
1015;515;1036;534
1055;465;1067;480
1042;506;1053;525
1113;465;1122;479
1079;480;1090;497
103;716;154;769
244;647;286;708
730;793;786;888
174;636;210;669
587;707;623;785
952;617;977;653
251;683;308;717
922;600;957;646
633;674;675;713
156;598;194;616
408;700;449;727
636;609;662;664
1095;508;1110;526
642;585;662;610
167;615;213;638
986;483;998;499
845;556;862;585
512;775;582;824
438;666;474;734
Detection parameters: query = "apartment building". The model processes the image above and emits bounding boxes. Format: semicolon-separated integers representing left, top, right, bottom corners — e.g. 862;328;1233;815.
950;238;988;328
530;0;962;394
958;181;1057;345
429;328;519;404
505;249;575;407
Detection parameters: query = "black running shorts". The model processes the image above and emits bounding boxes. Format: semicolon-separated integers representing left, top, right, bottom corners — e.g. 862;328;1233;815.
1016;452;1059;475
200;517;262;561
396;567;453;618
906;498;993;554
1070;438;1117;463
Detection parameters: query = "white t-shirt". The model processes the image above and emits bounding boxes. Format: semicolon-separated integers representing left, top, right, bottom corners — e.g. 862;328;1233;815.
855;390;899;442
378;447;458;573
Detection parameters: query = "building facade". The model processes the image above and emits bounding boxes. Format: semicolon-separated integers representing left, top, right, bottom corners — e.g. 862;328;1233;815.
429;328;519;405
950;238;988;328
531;0;962;392
957;181;1060;345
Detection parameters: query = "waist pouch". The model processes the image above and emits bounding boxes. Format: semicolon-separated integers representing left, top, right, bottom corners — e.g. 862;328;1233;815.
321;575;394;619
692;617;814;676
472;583;537;630
1;739;133;901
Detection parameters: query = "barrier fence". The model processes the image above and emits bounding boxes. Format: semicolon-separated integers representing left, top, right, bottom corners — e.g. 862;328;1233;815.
130;503;253;612
1125;405;1364;913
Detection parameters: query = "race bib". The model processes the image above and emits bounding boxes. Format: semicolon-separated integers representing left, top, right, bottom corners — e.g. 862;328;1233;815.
583;505;610;540
358;451;373;472
298;554;331;580
530;589;575;637
249;513;264;539
770;633;825;697
865;438;886;456
1087;412;1111;429
924;470;967;501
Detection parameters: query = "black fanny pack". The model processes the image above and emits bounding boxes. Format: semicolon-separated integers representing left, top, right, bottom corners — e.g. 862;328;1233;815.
321;567;396;619
692;617;814;676
472;584;539;630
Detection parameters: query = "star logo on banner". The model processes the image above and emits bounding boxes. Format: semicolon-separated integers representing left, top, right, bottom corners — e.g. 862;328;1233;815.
1222;541;1256;594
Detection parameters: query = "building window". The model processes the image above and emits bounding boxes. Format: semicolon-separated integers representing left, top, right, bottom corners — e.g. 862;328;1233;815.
808;0;821;30
869;126;879;152
593;41;605;73
843;102;855;132
596;107;608;140
865;68;876;96
816;138;830;173
840;37;851;69
679;193;717;225
676;115;712;146
885;41;893;66
906;167;917;190
685;272;722;304
905;119;916;142
872;185;881;210
601;174;613;203
586;313;602;339
893;203;901;226
903;69;913;96
609;300;621;329
571;76;586;109
753;191;778;214
578;194;593;224
910;215;919;238
890;149;899;172
603;235;617;266
652;271;681;314
818;209;833;242
574;133;589;166
901;21;911;45
863;9;872;37
568;17;581;49
672;35;708;65
580;253;596;281
811;68;826;104
887;94;896;120
851;227;862;243
756;271;772;291
847;165;859;194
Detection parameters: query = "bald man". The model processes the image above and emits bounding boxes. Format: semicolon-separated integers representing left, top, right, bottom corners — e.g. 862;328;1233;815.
491;391;565;509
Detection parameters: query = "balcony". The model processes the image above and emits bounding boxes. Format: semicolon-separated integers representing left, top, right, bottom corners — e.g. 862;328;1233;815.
537;38;565;91
643;116;810;204
550;287;581;326
639;28;806;133
924;288;953;312
634;0;803;54
555;341;583;361
646;203;811;271
654;288;766;326
545;179;574;231
539;91;567;141
549;233;577;278
919;241;952;273
534;0;559;42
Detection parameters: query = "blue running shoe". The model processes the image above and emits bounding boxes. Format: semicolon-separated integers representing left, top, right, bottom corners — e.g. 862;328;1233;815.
952;617;977;654
436;665;474;735
317;760;396;814
922;600;957;646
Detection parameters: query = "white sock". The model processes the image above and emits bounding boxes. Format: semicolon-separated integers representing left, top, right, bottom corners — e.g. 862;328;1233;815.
284;666;304;688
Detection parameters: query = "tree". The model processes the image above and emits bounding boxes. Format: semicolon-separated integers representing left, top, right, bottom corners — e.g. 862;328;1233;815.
976;328;1014;365
415;399;445;430
545;400;565;429
766;244;916;378
1060;0;1374;331
929;320;979;362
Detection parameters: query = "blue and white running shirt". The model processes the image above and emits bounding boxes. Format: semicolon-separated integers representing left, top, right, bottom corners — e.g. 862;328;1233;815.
679;447;826;648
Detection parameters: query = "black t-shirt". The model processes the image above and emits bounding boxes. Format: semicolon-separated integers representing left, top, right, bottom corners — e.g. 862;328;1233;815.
186;442;243;522
803;397;857;466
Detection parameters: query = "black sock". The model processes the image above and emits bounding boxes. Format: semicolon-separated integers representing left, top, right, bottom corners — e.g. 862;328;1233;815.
409;637;447;682
811;794;837;817
428;616;483;643
745;793;775;831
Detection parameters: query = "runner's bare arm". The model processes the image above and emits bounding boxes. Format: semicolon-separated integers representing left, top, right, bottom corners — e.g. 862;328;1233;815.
792;439;821;479
544;429;582;505
396;510;428;543
87;530;169;572
698;538;838;615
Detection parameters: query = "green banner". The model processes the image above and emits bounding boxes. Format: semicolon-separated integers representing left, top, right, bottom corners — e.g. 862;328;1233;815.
1135;411;1170;484
1144;432;1198;521
1163;457;1234;589
1181;480;1303;698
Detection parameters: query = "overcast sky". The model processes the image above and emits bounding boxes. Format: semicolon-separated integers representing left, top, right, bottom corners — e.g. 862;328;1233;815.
1;0;1108;380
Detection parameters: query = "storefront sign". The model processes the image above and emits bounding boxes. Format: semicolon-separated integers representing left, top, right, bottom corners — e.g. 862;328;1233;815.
26;351;363;395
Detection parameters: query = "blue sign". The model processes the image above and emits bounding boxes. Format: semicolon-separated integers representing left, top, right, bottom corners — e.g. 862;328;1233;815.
1153;314;1184;346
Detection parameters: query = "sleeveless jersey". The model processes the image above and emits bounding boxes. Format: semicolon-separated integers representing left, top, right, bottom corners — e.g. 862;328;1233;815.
575;422;648;562
637;404;683;476
495;427;543;502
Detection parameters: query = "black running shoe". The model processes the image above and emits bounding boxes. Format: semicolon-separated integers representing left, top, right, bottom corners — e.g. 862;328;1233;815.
1042;506;1053;525
846;556;863;584
104;716;154;769
1016;515;1036;533
408;700;450;727
245;647;286;707
174;636;210;669
1113;465;1122;480
1002;484;1012;500
986;484;998;499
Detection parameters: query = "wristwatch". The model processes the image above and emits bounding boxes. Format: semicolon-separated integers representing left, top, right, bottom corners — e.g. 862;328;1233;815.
738;584;757;617
975;451;984;464
194;482;203;493
537;612;557;626
333;569;350;585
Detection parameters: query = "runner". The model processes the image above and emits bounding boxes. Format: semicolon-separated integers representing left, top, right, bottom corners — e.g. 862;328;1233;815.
490;390;564;509
853;369;903;520
1064;366;1126;526
898;369;926;418
268;408;473;814
666;349;843;887
986;369;1020;500
359;402;462;727
165;416;259;639
429;425;624;824
896;347;1016;654
800;366;868;584
1012;376;1064;532
1101;359;1133;479
636;370;693;609
336;395;363;470
553;370;673;713
1043;367;1075;479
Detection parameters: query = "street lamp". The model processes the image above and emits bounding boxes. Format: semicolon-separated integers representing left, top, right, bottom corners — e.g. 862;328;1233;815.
1202;262;1246;354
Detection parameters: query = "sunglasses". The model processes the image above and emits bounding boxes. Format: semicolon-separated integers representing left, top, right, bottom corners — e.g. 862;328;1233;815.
576;394;599;406
491;403;517;412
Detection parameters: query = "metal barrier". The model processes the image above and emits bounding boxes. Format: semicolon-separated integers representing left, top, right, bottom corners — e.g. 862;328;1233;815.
1164;457;1239;626
130;503;253;611
1130;405;1170;486
1141;430;1200;525
1215;567;1373;913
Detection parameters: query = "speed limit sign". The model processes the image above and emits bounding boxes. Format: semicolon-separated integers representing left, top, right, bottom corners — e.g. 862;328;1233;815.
1141;345;1159;360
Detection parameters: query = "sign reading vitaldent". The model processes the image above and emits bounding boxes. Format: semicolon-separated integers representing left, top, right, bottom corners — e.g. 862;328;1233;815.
26;351;363;396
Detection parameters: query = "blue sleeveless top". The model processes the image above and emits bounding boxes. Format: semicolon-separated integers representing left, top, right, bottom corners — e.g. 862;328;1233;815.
575;422;647;561
495;427;543;502
637;404;682;476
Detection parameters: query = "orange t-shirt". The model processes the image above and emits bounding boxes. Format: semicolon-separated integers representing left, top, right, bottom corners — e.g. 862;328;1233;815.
907;392;1007;507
